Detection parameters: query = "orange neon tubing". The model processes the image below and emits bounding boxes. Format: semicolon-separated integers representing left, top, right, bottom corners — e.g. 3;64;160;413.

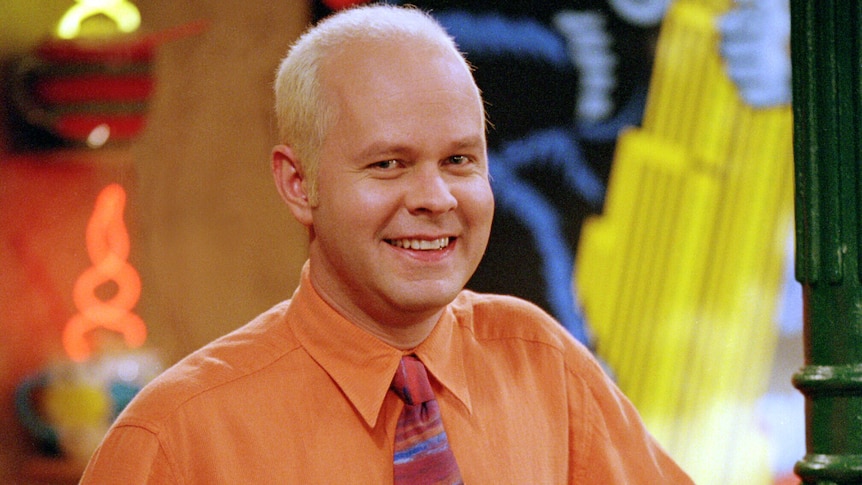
63;183;147;362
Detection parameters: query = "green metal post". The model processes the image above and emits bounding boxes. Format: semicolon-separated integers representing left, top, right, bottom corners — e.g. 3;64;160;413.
790;0;862;483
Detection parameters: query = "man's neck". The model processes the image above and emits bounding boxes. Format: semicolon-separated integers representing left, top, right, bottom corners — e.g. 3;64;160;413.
307;273;445;350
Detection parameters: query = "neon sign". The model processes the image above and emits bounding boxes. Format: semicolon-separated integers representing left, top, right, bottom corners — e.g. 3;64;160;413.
63;183;147;362
56;0;142;39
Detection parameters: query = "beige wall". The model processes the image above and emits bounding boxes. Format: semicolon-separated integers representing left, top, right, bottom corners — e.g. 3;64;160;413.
0;1;311;481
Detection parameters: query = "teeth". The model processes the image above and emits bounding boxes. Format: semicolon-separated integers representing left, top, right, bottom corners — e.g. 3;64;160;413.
389;237;450;250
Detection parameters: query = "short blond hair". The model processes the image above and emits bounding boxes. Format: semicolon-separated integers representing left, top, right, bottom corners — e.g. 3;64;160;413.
273;4;469;204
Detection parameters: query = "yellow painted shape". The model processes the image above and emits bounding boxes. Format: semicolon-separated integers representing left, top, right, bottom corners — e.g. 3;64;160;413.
574;0;793;483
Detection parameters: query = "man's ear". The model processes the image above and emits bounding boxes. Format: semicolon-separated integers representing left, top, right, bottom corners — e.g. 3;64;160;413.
272;144;313;227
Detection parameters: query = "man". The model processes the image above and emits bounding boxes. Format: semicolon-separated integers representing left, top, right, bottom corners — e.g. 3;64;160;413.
81;4;693;483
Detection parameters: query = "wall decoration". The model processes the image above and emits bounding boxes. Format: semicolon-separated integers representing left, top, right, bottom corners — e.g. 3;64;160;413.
0;1;173;475
56;0;142;39
576;0;795;482
62;183;147;363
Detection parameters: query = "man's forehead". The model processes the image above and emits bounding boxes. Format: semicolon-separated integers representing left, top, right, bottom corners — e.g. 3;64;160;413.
321;36;465;84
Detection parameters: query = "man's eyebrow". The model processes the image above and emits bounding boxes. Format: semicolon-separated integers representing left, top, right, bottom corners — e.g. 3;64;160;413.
355;141;412;161
355;135;486;161
450;135;486;152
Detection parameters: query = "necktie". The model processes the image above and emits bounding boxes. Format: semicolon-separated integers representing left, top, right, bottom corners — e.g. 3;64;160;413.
391;355;464;485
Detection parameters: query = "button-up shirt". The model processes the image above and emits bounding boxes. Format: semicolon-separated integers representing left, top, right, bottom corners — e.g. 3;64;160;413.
81;263;692;484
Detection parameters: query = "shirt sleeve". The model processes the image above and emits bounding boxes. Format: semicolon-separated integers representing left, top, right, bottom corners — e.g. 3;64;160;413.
566;348;695;484
80;424;179;485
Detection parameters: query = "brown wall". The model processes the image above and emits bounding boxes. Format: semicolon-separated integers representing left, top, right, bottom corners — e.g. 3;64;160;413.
0;0;311;481
130;0;311;361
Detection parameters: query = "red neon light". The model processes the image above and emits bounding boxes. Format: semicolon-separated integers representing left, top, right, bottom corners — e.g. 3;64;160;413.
63;183;146;362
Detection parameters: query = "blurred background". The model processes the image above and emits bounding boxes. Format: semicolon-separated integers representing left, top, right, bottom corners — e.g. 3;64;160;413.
0;0;802;483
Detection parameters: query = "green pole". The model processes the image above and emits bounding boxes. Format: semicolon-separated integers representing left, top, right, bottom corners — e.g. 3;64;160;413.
790;0;862;483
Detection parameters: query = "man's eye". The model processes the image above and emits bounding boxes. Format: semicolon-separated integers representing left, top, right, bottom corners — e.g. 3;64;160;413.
372;160;398;169
449;155;469;165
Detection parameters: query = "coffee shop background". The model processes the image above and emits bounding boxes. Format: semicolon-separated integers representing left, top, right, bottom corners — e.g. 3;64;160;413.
1;1;803;484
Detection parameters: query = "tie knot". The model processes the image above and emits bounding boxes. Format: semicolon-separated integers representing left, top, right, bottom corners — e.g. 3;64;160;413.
390;355;436;405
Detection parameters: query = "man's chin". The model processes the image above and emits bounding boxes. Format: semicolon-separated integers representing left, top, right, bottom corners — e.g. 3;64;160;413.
390;283;463;313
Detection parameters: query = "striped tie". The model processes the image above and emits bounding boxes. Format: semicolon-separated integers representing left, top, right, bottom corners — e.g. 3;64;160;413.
391;355;464;485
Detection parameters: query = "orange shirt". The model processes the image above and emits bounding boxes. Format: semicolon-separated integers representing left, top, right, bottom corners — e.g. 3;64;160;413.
81;264;692;484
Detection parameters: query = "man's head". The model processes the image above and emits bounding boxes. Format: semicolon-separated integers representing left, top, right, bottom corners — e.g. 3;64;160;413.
273;4;475;205
272;4;494;348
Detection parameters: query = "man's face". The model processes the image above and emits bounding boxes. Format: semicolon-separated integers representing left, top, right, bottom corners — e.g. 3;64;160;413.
307;38;494;337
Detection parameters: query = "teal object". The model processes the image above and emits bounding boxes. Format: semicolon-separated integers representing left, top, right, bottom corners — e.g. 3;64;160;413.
14;372;59;451
790;0;862;482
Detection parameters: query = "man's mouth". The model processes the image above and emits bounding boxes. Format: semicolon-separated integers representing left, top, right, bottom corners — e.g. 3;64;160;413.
386;237;451;250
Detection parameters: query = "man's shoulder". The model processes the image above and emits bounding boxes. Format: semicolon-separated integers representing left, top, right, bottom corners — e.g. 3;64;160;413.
450;290;604;382
116;300;300;427
453;290;551;319
451;290;578;350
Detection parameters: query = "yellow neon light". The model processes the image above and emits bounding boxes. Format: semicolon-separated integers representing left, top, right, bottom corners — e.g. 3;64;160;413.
56;0;141;39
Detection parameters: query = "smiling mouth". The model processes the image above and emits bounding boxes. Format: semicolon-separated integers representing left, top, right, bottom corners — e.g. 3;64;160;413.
386;237;451;250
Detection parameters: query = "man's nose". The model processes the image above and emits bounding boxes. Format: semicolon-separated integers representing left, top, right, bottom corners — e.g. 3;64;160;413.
404;165;458;214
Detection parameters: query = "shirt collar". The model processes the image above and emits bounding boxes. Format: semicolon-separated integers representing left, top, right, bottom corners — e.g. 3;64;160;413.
287;262;472;428
414;304;472;414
